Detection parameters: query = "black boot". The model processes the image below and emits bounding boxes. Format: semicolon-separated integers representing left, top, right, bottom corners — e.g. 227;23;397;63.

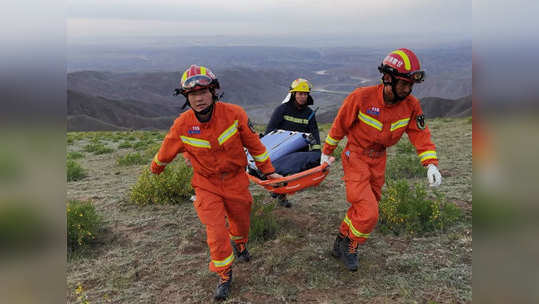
331;233;345;258
340;236;359;272
214;268;232;302
277;194;291;208
231;241;251;263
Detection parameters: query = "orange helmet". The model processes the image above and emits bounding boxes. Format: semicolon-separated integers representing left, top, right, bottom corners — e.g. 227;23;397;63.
178;64;220;96
378;48;425;83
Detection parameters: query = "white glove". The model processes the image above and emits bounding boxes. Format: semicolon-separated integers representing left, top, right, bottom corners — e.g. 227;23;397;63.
320;153;331;165
427;164;442;187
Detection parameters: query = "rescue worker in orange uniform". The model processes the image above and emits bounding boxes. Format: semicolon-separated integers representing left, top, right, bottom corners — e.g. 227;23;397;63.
150;65;282;301
320;49;442;271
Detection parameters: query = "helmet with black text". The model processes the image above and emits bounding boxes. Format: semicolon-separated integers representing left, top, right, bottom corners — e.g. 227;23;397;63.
174;64;221;109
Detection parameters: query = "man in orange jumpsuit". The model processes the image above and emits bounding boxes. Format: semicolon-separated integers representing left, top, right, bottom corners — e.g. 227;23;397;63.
150;65;281;301
320;48;442;271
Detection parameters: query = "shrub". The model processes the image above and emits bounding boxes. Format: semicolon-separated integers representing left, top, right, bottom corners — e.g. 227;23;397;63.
386;154;426;180
116;152;146;166
67;151;84;160
378;179;461;236
133;140;151;151
83;143;113;155
118;141;132;149
67;200;103;252
143;143;161;159
67;160;87;182
67;136;74;145
249;195;278;244
130;160;193;205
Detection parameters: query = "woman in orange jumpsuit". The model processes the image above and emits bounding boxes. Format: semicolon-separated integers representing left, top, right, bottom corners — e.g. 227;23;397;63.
151;65;281;301
320;49;443;271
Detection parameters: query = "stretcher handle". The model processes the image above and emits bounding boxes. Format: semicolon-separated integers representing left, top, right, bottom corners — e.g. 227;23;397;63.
250;156;335;186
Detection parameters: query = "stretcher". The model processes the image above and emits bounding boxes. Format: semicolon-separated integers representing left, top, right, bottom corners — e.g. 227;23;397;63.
247;157;335;195
246;129;334;195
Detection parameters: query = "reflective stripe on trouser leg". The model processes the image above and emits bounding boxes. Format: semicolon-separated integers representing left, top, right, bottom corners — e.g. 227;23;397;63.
192;187;234;273
221;171;252;245
339;152;384;244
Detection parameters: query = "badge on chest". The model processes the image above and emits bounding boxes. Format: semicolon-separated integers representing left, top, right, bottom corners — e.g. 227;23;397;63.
188;125;201;134
366;107;380;116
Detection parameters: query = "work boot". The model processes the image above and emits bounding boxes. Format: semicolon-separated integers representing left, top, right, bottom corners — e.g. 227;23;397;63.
214;268;232;302
331;233;345;258
277;194;292;208
231;241;251;263
340;236;359;272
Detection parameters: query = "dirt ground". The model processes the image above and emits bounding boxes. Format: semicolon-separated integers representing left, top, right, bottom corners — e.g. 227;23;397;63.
67;117;472;303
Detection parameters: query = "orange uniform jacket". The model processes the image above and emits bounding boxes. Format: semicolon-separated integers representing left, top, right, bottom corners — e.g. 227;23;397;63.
323;84;438;166
153;102;275;181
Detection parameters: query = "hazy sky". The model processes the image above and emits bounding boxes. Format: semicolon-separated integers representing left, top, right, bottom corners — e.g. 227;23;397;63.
67;0;472;42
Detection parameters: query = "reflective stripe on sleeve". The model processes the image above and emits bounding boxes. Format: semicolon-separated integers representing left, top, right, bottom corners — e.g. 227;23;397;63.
325;135;339;146
418;150;437;162
153;154;168;166
253;150;269;162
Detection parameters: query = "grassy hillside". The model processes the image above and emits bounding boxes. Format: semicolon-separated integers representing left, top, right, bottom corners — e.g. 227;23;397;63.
66;117;472;303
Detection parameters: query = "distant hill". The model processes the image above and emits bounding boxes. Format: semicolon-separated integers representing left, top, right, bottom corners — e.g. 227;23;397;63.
420;95;472;118
316;95;471;124
67;90;180;131
68;86;471;131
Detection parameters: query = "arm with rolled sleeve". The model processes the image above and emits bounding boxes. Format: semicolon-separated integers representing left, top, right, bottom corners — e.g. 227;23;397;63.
238;109;275;175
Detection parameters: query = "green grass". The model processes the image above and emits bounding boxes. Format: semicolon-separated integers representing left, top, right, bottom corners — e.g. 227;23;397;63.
67;151;84;160
67;200;103;255
67;160;87;182
116;152;147;166
378;179;462;236
118;141;132;149
83;142;114;155
66;119;472;303
249;195;279;244
129;159;194;205
386;139;427;180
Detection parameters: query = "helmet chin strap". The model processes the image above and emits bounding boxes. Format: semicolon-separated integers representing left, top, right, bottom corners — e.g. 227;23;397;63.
383;74;410;104
193;102;214;122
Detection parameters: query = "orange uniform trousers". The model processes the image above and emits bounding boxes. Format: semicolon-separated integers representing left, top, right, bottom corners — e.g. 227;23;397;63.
339;149;386;244
192;170;252;274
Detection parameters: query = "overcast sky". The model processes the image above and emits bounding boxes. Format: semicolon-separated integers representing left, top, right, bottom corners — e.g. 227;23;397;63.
67;0;472;43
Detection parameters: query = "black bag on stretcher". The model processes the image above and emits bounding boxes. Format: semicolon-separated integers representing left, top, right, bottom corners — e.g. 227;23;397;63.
245;129;333;195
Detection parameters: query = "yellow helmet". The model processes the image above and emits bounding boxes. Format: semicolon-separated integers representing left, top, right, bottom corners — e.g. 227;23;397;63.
289;78;312;93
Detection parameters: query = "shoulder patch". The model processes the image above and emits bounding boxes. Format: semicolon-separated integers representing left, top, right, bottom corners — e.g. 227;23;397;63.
416;114;426;130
